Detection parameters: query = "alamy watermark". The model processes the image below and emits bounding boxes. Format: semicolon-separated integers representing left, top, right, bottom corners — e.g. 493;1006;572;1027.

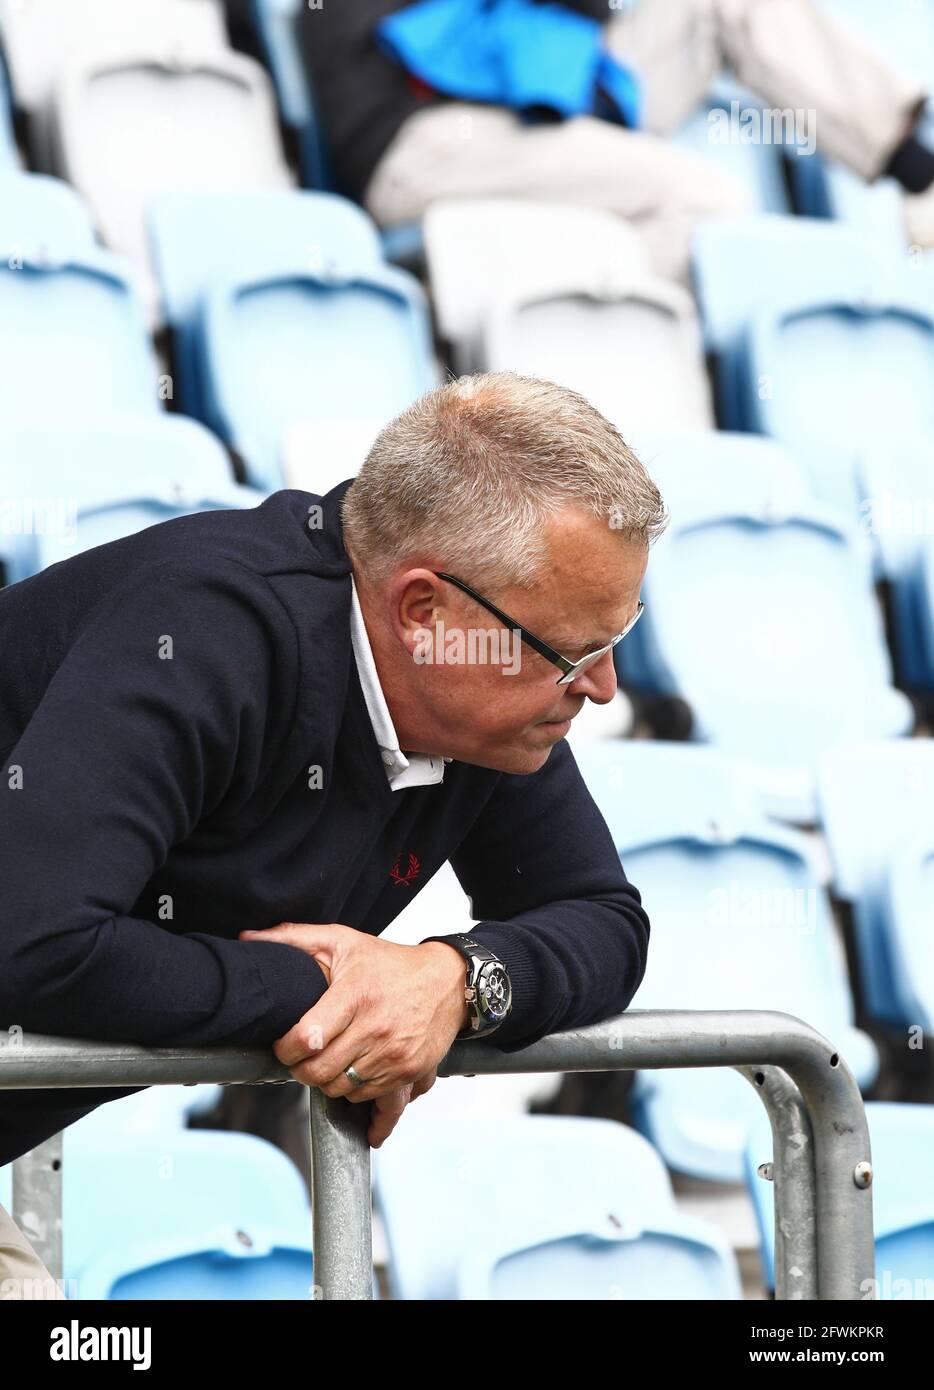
859;492;934;539
708;101;817;157
413;623;522;675
707;881;820;935
0;496;77;540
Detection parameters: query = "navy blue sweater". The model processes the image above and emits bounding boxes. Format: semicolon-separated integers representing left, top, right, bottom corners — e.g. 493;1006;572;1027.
0;482;649;1164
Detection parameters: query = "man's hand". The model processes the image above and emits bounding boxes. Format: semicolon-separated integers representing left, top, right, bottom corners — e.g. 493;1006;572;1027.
238;922;470;1147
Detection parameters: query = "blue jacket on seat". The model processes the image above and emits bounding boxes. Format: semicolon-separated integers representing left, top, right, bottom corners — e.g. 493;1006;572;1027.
377;0;642;128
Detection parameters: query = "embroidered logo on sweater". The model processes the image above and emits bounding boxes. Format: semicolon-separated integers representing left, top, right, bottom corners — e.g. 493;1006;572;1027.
390;852;420;887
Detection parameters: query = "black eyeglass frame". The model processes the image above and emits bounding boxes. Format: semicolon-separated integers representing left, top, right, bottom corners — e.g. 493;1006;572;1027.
434;571;644;686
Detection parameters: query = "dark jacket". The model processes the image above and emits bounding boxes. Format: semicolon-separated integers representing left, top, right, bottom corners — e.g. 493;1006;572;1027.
0;481;648;1164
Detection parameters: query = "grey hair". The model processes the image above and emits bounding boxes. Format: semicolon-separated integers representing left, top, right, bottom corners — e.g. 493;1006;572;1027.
341;371;668;589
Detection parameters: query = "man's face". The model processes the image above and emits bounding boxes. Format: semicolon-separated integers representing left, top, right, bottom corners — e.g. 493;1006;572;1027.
395;508;648;774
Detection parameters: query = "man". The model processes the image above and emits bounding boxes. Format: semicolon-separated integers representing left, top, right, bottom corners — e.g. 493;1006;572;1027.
298;0;934;282
0;371;660;1295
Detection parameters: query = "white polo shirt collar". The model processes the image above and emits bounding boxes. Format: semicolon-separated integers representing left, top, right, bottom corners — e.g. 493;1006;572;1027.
350;575;447;791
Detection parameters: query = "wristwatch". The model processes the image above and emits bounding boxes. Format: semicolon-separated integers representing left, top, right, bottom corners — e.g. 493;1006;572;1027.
421;933;513;1039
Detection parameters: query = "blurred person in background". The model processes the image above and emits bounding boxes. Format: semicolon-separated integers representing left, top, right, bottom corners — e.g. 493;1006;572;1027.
297;0;934;281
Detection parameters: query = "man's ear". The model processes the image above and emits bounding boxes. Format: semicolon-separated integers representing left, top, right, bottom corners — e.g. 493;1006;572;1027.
392;570;447;652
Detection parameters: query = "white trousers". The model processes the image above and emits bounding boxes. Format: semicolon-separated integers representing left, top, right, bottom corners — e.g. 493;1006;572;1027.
364;0;926;279
0;1199;66;1300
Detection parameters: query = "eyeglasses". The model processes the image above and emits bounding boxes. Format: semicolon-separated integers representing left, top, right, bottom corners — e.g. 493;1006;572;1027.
434;571;644;686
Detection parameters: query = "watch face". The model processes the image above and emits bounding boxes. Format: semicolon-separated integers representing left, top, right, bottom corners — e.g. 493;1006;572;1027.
477;963;512;1022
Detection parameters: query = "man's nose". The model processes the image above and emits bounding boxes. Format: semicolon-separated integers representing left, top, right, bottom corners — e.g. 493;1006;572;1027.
566;649;618;705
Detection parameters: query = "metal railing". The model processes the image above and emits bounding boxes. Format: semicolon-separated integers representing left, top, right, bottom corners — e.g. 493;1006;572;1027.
0;1009;875;1300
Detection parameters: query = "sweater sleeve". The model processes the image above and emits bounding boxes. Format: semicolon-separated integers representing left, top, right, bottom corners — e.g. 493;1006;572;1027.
0;558;329;1048
446;738;650;1052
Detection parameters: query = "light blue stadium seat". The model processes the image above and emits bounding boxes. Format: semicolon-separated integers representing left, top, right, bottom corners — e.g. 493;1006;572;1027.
741;290;934;516
692;214;888;355
690;214;914;440
615;496;912;821
0;417;247;584
744;1101;934;1297
0;172;96;260
817;739;934;1028
623;429;815;690
149;188;383;331
0;248;158;422
2;1128;314;1300
25;483;266;577
631;428;814;515
571;741;877;1182
148;188;384;414
374;1112;741;1299
193;256;437;490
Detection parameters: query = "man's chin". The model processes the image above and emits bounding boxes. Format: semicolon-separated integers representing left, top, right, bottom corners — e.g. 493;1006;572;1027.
462;739;559;776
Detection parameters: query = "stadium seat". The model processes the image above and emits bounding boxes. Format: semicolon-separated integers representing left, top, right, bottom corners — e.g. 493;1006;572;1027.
620;430;813;690
27;481;266;577
69;1129;312;1299
192;255;437;491
374;1112;742;1299
148;188;384;414
817;739;934;1028
0;0;229;117
631;428;813;518
741;289;934;516
481;266;714;433
424;197;650;372
0;417;241;584
428;196;712;432
0;1126;314;1299
744;1101;934;1297
571;740;877;1182
692;214;886;356
0;0;230;176
0;249;158;426
614;494;911;821
49;44;294;321
0;172;97;261
691;213;914;440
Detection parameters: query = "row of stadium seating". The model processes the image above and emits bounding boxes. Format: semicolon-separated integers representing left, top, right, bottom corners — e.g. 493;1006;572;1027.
4;1088;934;1298
3;172;934;815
